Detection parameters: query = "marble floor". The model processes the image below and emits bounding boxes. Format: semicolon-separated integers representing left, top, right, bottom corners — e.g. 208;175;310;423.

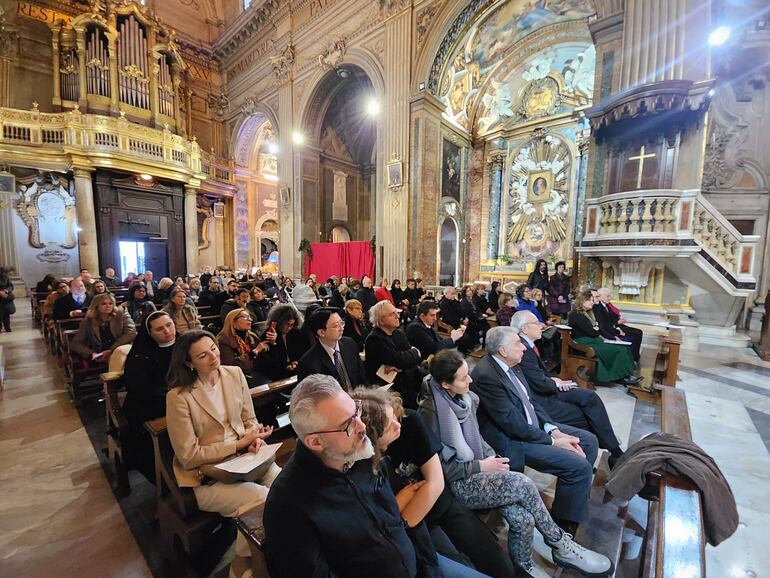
2;307;770;577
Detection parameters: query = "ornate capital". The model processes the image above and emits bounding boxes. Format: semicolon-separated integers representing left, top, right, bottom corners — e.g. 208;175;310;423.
207;92;230;118
72;168;94;179
270;43;295;85
486;151;506;168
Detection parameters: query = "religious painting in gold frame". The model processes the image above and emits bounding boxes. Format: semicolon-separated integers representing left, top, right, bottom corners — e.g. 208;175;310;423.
387;160;403;188
527;170;552;204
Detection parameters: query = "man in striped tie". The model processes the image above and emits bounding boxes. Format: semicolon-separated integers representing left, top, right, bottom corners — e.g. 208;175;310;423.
298;308;369;391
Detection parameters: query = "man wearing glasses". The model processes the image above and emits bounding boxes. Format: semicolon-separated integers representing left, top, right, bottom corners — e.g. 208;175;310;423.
512;310;624;469
264;375;485;578
364;301;423;408
298;308;368;390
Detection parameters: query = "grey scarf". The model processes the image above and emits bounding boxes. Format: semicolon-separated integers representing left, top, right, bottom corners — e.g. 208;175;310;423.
429;378;484;462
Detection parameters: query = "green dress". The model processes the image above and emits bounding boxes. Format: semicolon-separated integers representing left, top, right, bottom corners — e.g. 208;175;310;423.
567;311;635;382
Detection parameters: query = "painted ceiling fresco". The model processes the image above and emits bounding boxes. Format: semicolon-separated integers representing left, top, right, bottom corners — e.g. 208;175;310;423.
438;0;595;135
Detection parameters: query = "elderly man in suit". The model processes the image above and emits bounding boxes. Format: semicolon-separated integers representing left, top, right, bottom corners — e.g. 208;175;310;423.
470;326;598;534
511;310;625;469
405;300;465;361
593;287;643;362
297;308;368;390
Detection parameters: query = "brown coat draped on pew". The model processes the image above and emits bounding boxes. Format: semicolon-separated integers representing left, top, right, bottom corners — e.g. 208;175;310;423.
606;431;738;546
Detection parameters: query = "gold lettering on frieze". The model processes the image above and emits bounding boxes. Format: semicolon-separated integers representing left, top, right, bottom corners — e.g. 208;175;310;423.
228;39;274;82
187;63;211;81
16;2;72;26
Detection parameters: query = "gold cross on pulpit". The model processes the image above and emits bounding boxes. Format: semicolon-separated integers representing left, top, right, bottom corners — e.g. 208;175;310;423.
628;145;656;189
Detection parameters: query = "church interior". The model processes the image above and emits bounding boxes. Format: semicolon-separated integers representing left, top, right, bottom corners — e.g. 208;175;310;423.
1;0;769;576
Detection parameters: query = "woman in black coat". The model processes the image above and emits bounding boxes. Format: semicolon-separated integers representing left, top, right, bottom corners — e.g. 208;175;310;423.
0;267;16;332
122;311;177;481
355;275;378;316
342;298;369;351
125;282;157;326
258;304;310;380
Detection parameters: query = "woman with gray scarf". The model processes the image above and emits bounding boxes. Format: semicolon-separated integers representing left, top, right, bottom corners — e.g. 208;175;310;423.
418;350;612;577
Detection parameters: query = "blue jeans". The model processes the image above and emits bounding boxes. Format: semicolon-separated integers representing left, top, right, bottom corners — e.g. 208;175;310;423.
437;553;490;577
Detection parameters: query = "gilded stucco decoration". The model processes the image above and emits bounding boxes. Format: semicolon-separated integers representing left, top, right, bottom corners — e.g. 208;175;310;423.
318;37;347;71
432;0;594;134
416;2;442;51
14;173;77;258
505;132;571;258
270;43;295;84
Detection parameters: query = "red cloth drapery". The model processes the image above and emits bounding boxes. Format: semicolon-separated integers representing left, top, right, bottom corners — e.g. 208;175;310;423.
304;241;375;282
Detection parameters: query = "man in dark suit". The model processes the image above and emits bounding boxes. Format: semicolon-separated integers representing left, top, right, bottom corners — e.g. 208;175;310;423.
470;326;598;533
143;270;159;303
512;310;625;468
53;277;92;320
594;287;643;362
364;300;423;407
298;308;368;390
405;301;465;361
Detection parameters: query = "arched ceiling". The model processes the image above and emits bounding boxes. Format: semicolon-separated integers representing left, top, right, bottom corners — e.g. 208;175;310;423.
430;0;596;136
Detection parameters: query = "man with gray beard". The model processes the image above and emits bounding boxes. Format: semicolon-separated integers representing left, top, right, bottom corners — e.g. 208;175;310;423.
264;374;485;578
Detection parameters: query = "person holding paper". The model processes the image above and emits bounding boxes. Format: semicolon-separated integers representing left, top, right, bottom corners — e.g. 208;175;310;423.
512;310;625;469
166;330;280;578
298;308;369;390
364;301;423;408
593;288;643;362
568;291;641;386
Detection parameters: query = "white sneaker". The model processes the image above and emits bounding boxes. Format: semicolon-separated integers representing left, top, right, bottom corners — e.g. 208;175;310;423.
547;532;613;576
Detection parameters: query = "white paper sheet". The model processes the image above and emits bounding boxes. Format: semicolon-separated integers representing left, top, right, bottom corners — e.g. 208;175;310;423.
376;365;398;384
603;338;632;345
214;442;283;474
554;324;572;330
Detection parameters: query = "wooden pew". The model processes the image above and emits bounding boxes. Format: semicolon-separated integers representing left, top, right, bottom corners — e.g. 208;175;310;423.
640;387;706;578
653;328;682;387
234;504;271;578
64;330;108;404
102;371;130;494
145;416;223;569
556;327;597;389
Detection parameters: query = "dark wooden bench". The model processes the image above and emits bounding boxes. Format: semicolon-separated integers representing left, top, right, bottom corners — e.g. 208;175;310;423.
234;503;271;578
62;328;108;404
640;387;706;578
556;326;597;389
145;416;224;570
653;328;682;387
102;371;130;494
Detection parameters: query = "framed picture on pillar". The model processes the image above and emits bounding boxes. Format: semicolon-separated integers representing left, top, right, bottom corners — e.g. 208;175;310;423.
387;160;403;188
0;171;15;194
213;201;225;218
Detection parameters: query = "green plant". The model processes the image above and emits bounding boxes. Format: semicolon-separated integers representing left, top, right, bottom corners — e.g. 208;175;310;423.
370;235;376;253
498;254;512;264
298;238;313;260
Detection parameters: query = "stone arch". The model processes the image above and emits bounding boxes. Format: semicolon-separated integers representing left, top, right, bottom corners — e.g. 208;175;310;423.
437;216;461;287
299;53;385;147
231;102;280;169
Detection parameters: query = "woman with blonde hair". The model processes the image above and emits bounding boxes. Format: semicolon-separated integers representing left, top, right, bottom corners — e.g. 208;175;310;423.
162;288;202;334
217;308;275;384
70;293;136;364
166;330;279;578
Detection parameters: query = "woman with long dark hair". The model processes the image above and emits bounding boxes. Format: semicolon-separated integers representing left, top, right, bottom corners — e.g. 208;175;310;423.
126;283;157;326
258;304;308;380
526;259;550;293
166;330;279;578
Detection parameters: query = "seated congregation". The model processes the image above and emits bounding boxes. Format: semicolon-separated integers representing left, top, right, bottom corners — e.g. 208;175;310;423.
31;263;721;578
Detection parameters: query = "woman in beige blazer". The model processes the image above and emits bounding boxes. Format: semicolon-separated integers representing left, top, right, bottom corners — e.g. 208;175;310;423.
166;329;279;578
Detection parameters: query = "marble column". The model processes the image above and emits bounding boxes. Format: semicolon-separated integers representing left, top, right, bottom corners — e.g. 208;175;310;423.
381;5;412;280
0;187;20;273
278;81;298;277
184;186;199;276
486;151;505;263
72;169;100;274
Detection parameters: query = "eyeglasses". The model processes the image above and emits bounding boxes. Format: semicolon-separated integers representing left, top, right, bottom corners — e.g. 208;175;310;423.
326;321;346;330
307;400;363;437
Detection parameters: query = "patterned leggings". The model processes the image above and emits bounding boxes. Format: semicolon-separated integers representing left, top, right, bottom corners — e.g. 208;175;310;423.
451;471;563;569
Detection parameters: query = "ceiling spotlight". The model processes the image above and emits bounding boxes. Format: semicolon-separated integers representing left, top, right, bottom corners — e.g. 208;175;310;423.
139;173;153;181
337;67;350;79
366;97;381;117
292;131;305;145
267;142;279;154
709;26;731;46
